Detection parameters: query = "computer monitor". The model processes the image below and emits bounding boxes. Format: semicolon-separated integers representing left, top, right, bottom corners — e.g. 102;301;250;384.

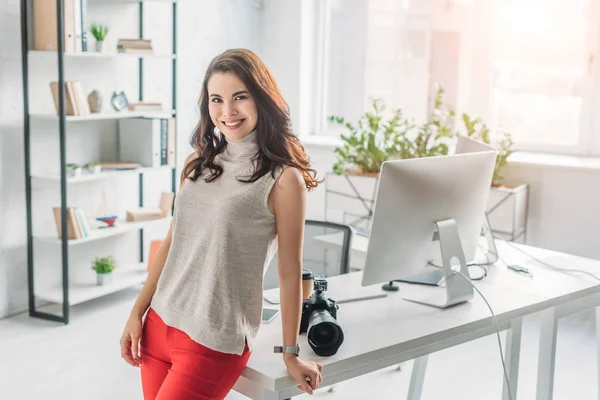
361;136;497;308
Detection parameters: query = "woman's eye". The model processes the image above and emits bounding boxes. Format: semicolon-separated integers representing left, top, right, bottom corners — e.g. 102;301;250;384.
211;98;221;103
235;95;246;101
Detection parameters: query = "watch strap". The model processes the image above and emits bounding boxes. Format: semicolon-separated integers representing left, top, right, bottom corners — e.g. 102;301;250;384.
273;345;300;354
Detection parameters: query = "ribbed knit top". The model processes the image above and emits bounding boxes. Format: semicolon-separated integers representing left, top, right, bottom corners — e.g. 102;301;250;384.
150;130;283;355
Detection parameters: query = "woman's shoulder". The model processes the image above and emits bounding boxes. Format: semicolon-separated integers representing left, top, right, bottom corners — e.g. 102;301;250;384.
273;166;304;191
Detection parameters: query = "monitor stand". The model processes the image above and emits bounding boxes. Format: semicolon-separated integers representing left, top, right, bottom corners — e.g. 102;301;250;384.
399;218;474;309
394;214;497;287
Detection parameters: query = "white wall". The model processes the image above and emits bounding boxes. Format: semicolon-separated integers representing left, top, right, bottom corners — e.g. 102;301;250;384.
0;0;262;319
258;0;302;132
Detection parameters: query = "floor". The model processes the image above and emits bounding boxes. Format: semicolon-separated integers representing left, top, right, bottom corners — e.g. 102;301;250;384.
0;286;597;400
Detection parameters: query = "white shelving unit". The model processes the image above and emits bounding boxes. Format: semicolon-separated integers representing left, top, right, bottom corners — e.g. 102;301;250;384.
28;50;176;59
22;0;179;322
30;110;175;122
35;263;148;305
32;165;173;184
35;216;172;246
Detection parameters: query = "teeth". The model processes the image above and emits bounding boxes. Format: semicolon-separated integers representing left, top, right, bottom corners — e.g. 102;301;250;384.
224;120;242;127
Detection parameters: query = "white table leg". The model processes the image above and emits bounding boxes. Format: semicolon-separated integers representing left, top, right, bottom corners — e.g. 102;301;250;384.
536;307;557;400
407;355;428;400
502;318;522;400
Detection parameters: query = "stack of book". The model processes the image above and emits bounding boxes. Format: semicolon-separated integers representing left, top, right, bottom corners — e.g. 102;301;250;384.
52;207;93;240
49;80;91;116
128;102;163;112
117;38;153;54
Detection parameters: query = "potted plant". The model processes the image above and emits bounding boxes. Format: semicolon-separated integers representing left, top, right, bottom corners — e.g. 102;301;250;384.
89;23;109;53
330;85;515;182
329;98;414;176
92;256;116;286
66;163;82;177
85;161;102;174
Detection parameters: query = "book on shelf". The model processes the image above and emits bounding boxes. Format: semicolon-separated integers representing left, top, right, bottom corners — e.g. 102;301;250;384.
118;118;176;168
96;162;142;170
128;102;163;112
33;0;88;52
52;206;92;240
126;208;164;222
117;38;154;53
49;80;90;116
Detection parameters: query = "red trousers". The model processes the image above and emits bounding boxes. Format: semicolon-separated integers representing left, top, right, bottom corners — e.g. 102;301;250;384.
140;308;251;400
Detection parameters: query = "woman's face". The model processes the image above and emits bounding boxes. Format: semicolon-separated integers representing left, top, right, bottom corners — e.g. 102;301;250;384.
207;72;258;141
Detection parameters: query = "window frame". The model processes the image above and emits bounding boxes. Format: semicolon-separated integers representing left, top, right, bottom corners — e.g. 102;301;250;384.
305;0;600;157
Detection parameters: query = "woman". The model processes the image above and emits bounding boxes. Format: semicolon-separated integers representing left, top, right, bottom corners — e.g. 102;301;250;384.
119;48;323;399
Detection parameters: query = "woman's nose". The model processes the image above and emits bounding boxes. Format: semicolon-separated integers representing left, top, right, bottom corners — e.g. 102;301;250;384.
222;101;238;117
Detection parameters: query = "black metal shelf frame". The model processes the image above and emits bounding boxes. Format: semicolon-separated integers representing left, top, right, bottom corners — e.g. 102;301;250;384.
20;0;178;324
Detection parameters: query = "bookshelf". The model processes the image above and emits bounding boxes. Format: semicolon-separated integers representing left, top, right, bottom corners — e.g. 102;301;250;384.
31;110;175;122
32;165;173;183
35;216;172;245
36;263;148;305
20;0;178;323
28;50;177;59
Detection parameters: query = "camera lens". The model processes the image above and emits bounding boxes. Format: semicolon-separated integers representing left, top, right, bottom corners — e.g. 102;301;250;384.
307;310;344;357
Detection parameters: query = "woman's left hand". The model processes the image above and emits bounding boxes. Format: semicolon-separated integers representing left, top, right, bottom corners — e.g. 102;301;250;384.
284;355;323;395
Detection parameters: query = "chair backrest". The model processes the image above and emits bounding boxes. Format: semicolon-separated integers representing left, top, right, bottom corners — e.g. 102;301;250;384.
263;220;353;290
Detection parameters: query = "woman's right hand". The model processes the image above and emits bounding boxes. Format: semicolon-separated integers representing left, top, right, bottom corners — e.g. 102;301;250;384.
120;314;143;367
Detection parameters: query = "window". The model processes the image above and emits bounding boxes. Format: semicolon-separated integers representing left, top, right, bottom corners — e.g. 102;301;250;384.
491;0;598;154
307;0;600;155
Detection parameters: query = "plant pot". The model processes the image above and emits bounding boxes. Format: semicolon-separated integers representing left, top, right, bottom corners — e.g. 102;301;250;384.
343;168;380;178
96;272;113;286
95;41;105;53
88;165;102;174
68;167;82;177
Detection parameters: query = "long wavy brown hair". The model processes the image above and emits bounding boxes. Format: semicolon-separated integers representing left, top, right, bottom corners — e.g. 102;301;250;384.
182;49;319;190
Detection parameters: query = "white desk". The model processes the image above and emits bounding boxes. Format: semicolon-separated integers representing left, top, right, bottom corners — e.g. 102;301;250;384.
233;239;600;400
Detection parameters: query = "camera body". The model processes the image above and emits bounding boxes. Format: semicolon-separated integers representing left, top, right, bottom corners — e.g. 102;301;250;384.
300;278;338;333
299;277;344;356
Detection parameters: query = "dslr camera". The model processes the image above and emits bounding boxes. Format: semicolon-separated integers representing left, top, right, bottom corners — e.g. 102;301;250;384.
300;277;344;356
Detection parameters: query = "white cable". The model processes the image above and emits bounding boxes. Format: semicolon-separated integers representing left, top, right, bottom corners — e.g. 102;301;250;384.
454;271;514;400
502;240;600;282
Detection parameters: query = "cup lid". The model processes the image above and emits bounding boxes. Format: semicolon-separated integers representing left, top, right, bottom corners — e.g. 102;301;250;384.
302;268;313;280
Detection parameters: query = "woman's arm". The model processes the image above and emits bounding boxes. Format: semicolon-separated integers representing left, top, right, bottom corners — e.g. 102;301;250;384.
271;167;323;394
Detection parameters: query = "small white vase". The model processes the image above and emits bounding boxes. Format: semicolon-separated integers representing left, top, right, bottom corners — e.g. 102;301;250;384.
95;41;105;53
97;272;113;286
88;165;102;174
68;167;82;178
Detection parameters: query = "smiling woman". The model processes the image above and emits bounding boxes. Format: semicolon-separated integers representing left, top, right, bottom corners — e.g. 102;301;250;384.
120;48;324;400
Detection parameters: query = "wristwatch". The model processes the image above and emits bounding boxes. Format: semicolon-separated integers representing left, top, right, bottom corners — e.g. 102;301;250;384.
274;344;300;355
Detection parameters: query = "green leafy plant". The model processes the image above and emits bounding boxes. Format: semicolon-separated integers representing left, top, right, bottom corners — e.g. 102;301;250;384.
461;114;514;183
405;86;456;159
89;23;109;42
92;256;116;274
329;84;514;183
66;163;80;169
329;98;414;175
86;161;99;167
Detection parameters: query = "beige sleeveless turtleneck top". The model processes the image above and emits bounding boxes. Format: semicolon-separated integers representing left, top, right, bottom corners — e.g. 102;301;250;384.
150;130;284;355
